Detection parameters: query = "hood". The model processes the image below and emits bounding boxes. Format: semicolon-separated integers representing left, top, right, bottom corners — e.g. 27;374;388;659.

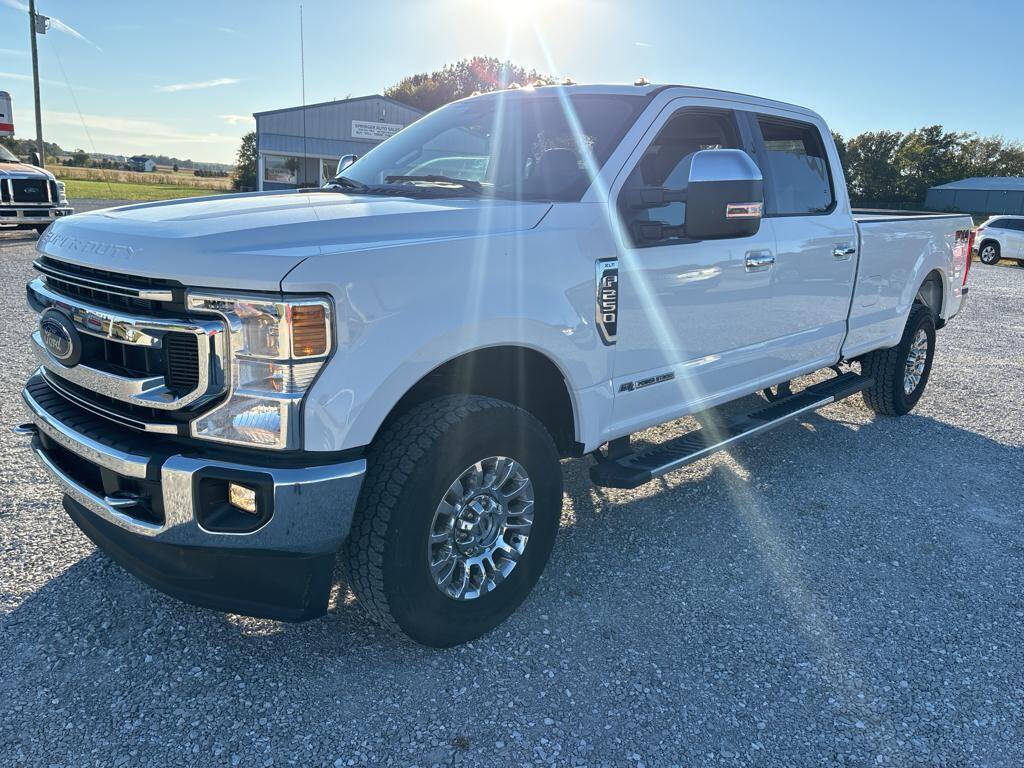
36;190;551;291
0;162;55;179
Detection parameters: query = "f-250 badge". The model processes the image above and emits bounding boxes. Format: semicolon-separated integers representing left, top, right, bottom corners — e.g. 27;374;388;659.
595;258;618;346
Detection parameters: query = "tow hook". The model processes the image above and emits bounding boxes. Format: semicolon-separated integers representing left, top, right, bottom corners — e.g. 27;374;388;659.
11;423;38;437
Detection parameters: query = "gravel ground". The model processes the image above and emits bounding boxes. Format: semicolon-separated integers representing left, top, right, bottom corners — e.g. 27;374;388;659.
1;213;1022;766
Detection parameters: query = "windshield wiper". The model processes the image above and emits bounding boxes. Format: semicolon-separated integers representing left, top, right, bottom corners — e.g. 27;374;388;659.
384;175;484;195
325;175;369;193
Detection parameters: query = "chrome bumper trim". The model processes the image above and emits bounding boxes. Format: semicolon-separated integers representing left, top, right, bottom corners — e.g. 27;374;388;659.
0;205;73;224
32;443;163;534
21;380;149;478
21;380;367;548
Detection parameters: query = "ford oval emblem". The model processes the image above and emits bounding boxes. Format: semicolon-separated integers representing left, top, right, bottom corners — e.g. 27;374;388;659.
25;186;39;195
39;308;81;367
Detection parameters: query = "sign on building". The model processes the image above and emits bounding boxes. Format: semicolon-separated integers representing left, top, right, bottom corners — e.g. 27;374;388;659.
350;120;404;142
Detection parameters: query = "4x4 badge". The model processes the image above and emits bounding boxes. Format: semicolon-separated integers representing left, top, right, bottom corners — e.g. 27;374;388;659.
595;258;618;346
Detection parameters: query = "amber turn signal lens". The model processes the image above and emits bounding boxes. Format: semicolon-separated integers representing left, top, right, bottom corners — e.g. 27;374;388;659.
290;304;328;357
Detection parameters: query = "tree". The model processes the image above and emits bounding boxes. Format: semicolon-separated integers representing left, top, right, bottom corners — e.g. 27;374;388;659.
834;126;1024;208
172;163;179;172
384;56;554;113
231;131;257;191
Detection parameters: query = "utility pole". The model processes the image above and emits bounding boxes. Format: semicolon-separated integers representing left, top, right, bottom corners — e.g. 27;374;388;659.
28;0;47;167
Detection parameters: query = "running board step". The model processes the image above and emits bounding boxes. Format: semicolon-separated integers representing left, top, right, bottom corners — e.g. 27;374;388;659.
589;372;873;489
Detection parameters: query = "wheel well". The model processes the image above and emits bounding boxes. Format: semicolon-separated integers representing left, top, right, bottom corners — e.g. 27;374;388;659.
915;269;944;326
378;346;580;457
978;237;998;252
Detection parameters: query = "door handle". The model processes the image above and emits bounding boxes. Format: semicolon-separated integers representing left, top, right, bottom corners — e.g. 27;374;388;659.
745;250;775;272
833;245;856;260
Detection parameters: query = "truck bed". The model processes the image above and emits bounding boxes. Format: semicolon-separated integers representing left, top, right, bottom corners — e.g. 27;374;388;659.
842;211;973;358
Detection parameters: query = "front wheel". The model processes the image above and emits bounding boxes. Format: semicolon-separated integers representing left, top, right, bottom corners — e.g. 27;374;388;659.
860;304;936;416
978;241;1000;265
345;395;563;647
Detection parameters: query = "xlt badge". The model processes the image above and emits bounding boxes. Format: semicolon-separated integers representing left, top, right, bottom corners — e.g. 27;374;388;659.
595;258;618;346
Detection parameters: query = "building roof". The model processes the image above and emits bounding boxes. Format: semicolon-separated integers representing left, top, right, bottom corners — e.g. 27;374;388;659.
129;155;151;162
253;94;424;119
930;177;1024;191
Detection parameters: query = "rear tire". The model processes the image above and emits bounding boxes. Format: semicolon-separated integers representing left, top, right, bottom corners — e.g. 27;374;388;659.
345;394;563;647
978;241;1000;265
860;304;935;416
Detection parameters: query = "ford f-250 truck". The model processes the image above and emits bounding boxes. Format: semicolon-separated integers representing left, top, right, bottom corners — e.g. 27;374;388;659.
0;144;73;232
15;84;973;646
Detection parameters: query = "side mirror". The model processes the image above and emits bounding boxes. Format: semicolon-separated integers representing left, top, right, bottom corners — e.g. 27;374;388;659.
31;151;42;168
336;154;358;175
684;149;763;239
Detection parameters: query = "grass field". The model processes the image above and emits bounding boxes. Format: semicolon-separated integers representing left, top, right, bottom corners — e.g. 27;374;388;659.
63;179;225;201
53;165;232;191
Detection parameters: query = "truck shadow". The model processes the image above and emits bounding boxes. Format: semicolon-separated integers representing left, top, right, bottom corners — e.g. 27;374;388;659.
2;406;1021;674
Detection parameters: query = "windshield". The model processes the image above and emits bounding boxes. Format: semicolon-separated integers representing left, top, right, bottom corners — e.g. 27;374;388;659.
0;144;19;163
340;92;647;201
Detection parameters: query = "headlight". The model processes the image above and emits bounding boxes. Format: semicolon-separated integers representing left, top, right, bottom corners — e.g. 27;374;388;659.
186;292;332;449
56;181;68;204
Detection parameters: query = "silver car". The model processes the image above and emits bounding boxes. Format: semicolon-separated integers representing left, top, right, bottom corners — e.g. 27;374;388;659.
975;215;1024;266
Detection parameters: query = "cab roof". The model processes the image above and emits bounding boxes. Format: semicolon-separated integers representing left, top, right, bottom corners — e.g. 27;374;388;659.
466;83;819;121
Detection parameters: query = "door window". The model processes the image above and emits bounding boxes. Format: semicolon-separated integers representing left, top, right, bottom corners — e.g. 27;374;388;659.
618;108;743;247
754;116;834;215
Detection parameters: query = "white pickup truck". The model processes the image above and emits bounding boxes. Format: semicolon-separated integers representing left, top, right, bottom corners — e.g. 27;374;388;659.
17;84;973;646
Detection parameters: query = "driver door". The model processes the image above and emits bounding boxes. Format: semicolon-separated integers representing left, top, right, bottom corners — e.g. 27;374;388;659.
608;101;782;436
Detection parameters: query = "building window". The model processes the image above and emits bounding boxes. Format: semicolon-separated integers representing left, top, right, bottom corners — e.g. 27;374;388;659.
264;155;299;185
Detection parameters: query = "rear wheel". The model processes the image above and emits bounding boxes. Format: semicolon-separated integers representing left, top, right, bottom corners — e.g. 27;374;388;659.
978;241;1000;265
34;225;49;235
345;394;563;647
860;304;935;416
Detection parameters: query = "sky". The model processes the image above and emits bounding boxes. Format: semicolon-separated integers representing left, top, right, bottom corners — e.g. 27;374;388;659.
0;0;1021;164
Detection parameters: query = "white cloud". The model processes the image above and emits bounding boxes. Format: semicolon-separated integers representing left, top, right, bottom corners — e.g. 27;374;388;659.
0;47;26;57
635;41;652;47
155;77;242;93
43;110;240;145
219;114;252;125
0;69;94;90
214;26;244;37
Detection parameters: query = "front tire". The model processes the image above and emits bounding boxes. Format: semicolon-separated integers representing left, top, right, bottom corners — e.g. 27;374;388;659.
346;395;563;647
860;304;936;416
978;241;1000;265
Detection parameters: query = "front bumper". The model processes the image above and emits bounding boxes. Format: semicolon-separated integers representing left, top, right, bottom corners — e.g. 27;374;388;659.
0;204;73;226
19;372;366;621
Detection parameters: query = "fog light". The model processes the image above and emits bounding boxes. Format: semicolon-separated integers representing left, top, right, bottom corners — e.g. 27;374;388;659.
228;483;258;514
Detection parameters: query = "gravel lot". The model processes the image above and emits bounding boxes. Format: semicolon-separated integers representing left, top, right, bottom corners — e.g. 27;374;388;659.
2;208;1023;767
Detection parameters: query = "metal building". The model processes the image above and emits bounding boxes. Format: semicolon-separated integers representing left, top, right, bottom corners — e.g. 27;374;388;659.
925;177;1024;216
253;95;424;191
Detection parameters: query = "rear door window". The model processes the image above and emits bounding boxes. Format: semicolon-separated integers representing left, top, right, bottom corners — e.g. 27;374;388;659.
754;116;834;215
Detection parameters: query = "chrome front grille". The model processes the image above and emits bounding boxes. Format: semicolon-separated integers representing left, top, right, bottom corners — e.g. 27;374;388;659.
27;263;227;434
